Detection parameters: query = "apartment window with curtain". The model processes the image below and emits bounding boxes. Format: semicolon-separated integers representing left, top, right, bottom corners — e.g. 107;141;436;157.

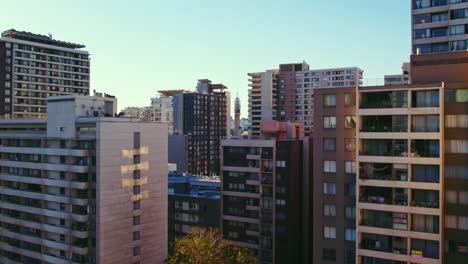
345;161;356;174
345;138;356;152
324;226;336;239
344;93;356;106
446;89;468;103
324;204;336;216
445;140;468;154
445;114;468;128
445;166;468;179
324;138;336;151
324;183;337;195
345;116;356;128
412;214;439;233
324;160;337;173
345;206;356;219
324;116;337;128
412;90;439;107
324;94;337;107
345;228;356;241
412;115;439;132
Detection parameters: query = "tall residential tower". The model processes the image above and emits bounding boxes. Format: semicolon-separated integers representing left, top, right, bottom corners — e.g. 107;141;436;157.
0;29;90;118
0;95;168;263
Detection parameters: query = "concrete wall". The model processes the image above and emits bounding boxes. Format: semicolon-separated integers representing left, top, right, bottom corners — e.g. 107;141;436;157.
168;134;187;173
96;121;168;264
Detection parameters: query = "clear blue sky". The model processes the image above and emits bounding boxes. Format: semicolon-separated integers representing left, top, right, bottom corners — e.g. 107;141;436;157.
1;0;410;117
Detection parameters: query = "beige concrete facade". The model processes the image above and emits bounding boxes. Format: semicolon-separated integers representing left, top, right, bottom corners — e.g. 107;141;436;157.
0;95;167;264
356;85;444;264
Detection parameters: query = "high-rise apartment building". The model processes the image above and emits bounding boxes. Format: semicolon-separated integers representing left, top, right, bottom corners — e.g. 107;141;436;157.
173;79;230;176
0;29;90;118
0;95;168;263
312;86;357;264
356;84;446;264
152;90;184;134
248;62;363;137
412;0;468;54
248;70;278;139
221;121;310;264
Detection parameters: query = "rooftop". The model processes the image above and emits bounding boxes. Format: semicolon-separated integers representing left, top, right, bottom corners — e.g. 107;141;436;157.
2;29;86;49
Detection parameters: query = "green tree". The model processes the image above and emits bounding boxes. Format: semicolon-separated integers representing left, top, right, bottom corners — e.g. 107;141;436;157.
167;227;258;264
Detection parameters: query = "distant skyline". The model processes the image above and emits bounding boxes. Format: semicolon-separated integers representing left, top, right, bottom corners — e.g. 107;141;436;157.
1;0;411;117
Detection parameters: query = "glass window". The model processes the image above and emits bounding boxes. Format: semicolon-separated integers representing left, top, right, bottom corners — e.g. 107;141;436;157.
450;24;465;35
323;248;336;261
345;138;356;152
413;13;431;24
445;140;468;153
412;90;439;107
345;161;357;174
458;216;468;230
446;166;468;179
345;93;356;106
133;201;141;210
133;231;140;241
446;190;457;203
324;138;336;151
414;0;431;8
324;204;336;216
451;8;468;20
324;226;336;239
346;183;356;197
446;89;468;103
451;39;468;51
345;228;356;241
412;115;440;132
345;116;356;128
324;116;336;128
459;191;468;205
431;27;448;37
431;12;448;22
414;28;431;39
446;215;457;228
133;246;140;256
445;114;468;128
345;206;356;219
324;160;337;173
324;183;336;195
324;94;337;107
432;42;449;52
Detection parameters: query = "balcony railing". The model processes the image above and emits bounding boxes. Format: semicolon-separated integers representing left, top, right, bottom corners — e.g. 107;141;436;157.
360;163;408;182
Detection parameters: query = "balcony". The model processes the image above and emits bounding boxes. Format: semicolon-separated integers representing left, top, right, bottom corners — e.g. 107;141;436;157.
360;139;408;157
411;115;439;132
411;140;440;158
359;186;408;206
246;175;260;185
361;210;408;231
360;90;408;109
412;214;439;234
411;239;439;260
412;90;439;108
360;233;407;255
360;163;408;182
360;115;408;133
261;175;273;185
411;190;439;209
412;165;439;183
0;146;88;157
